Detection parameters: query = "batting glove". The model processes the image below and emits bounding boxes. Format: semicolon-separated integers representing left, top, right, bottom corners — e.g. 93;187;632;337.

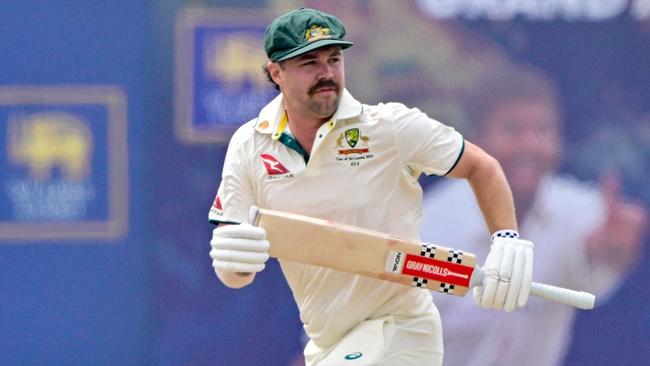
210;224;270;274
474;231;534;312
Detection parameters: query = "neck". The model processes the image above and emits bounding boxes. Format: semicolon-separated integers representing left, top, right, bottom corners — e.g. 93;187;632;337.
284;109;332;155
286;109;330;130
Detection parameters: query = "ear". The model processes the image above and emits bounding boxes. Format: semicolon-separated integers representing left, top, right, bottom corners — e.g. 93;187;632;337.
267;61;283;86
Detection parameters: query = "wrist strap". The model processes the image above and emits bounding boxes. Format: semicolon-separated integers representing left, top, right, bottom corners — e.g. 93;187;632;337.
491;229;520;242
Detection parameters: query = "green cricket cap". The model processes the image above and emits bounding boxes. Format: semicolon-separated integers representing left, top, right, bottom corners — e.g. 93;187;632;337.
264;8;354;62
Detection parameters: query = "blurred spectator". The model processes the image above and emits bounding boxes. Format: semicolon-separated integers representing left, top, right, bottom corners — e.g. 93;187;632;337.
420;65;647;366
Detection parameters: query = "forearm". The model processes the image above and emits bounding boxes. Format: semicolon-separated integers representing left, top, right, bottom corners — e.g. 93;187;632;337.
449;142;518;234
467;156;518;234
447;142;532;311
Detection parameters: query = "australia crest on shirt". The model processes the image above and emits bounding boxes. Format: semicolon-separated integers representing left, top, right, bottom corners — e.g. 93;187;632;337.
335;128;374;166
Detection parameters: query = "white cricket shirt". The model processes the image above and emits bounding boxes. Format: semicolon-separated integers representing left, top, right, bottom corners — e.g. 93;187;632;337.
209;89;464;348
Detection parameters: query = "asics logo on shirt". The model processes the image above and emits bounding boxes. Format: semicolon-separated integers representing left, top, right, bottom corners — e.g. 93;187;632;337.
260;153;290;175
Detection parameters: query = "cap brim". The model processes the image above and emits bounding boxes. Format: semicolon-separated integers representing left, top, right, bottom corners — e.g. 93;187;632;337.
274;39;354;61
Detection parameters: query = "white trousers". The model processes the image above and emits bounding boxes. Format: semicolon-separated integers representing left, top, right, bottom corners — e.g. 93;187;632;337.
304;308;443;366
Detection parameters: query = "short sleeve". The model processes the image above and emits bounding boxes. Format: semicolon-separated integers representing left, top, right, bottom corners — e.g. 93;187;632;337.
385;103;464;176
208;127;256;225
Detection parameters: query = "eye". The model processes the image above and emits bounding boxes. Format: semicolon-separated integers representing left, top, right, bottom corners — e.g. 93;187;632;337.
301;60;317;67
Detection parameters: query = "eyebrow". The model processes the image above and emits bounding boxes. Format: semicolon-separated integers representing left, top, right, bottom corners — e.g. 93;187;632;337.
296;48;342;61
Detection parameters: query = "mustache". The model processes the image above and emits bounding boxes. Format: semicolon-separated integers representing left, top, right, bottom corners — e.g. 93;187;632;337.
308;79;340;95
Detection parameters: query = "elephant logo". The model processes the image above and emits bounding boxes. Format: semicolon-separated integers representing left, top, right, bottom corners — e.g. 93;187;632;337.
8;112;93;181
204;33;268;89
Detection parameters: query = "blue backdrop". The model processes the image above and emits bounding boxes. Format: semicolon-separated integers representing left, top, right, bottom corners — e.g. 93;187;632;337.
1;1;648;365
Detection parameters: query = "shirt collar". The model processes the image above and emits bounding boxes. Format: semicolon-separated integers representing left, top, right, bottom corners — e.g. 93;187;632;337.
333;88;364;120
254;88;363;135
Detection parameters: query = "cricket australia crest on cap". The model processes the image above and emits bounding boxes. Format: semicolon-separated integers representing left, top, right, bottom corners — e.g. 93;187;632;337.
305;25;331;42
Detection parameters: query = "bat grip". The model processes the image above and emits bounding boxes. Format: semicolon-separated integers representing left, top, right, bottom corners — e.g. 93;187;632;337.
248;206;261;226
471;267;595;309
529;282;595;310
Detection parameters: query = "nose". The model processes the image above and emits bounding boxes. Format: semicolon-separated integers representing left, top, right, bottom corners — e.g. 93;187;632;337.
317;63;335;80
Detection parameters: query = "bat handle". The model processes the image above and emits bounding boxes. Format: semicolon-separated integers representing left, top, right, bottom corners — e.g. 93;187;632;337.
471;267;595;309
529;282;595;310
249;206;261;226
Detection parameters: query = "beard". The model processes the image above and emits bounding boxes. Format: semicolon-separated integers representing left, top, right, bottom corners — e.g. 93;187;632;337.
305;79;341;117
305;94;340;117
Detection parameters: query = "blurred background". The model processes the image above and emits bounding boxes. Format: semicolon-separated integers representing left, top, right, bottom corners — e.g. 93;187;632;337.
0;0;648;365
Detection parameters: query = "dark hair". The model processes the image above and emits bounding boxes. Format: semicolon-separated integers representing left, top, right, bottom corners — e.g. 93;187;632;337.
263;62;284;91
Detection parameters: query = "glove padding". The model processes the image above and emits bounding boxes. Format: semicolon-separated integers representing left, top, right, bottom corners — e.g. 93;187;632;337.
474;237;534;312
210;224;270;274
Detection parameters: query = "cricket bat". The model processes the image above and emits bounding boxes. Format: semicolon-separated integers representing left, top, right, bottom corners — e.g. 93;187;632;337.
249;206;595;310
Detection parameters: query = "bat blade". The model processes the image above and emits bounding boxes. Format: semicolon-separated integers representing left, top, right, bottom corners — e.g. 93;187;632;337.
250;206;476;296
249;206;595;309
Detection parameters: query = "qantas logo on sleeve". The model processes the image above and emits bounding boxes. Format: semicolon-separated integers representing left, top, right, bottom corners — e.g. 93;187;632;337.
209;195;224;217
212;195;223;210
260;153;294;181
